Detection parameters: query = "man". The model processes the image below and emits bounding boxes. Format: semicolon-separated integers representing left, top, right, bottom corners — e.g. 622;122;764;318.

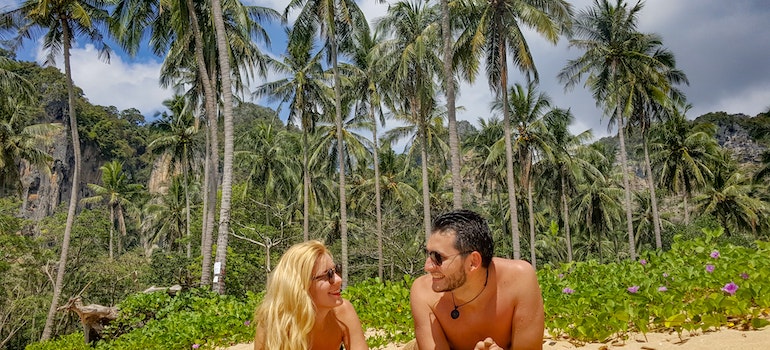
410;210;545;350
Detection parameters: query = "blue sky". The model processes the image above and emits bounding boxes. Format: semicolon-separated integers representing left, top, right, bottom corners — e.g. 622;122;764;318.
2;0;769;140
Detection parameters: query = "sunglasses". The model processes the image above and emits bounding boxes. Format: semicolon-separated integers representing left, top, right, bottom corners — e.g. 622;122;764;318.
313;264;342;282
425;250;471;267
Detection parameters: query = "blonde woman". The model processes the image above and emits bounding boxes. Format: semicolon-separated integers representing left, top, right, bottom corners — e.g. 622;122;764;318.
253;240;368;350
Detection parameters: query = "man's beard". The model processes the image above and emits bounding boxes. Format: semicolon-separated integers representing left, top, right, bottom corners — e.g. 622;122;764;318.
432;268;467;293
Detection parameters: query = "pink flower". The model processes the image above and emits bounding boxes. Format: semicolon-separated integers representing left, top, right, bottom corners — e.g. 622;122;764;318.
740;273;749;280
662;272;669;278
706;264;715;273
192;344;200;349
562;287;575;294
244;320;251;326
721;282;739;295
639;259;647;266
658;286;668;292
710;250;720;259
627;286;639;294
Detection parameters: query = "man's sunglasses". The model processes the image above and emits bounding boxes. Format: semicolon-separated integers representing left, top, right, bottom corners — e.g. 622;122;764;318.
313;264;342;282
425;250;471;266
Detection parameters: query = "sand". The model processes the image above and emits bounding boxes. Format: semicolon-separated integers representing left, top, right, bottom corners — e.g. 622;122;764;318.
224;326;770;349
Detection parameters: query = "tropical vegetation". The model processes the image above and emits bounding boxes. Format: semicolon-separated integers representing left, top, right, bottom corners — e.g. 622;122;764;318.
1;0;768;349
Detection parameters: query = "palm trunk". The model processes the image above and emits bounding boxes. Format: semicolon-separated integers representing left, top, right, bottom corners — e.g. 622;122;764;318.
330;36;349;288
500;47;521;259
42;27;79;341
560;174;572;262
441;0;462;210
616;108;636;260
642;134;662;249
117;204;127;254
186;0;219;287
372;108;384;280
109;206;114;260
184;149;191;258
212;0;235;295
303;129;310;241
527;179;536;268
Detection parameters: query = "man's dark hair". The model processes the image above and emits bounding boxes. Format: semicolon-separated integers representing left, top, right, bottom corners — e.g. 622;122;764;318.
432;210;494;267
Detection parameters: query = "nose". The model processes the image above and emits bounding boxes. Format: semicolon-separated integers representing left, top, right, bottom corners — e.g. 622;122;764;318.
424;256;438;272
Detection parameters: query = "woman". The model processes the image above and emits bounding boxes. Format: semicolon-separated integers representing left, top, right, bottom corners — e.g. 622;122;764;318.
253;240;368;350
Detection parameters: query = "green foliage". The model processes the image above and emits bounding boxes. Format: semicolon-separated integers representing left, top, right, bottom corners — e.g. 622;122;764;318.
346;276;415;348
26;332;90;350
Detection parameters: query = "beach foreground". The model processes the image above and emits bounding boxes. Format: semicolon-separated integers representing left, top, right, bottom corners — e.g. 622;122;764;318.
224;326;770;349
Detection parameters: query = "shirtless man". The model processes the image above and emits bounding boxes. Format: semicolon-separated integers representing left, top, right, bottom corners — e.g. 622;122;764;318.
410;210;545;350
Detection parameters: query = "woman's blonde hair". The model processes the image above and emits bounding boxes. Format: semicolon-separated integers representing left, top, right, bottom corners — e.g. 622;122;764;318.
254;240;330;349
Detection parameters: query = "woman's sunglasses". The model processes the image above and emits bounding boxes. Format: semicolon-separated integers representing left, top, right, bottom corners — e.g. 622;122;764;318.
313;264;342;282
425;250;471;266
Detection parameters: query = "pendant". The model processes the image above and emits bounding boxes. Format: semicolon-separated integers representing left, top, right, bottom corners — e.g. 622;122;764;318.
451;308;460;319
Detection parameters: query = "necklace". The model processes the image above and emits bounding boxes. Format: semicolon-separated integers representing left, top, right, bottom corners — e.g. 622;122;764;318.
450;268;489;319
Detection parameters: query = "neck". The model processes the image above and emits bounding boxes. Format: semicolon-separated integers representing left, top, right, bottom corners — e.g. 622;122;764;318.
453;267;490;303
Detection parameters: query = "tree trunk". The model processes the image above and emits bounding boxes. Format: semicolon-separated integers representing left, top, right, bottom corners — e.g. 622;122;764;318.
330;34;349;288
108;206;114;260
187;0;219;287
642;134;662;249
372;108;384;280
560;174;572;262
500;47;521;259
527;179;536;268
42;26;80;341
212;0;235;295
441;0;462;210
418;106;432;242
303;129;310;241
117;204;127;255
616;108;636;260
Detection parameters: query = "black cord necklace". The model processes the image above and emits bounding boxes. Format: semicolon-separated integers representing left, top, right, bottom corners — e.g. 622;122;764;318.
450;268;489;319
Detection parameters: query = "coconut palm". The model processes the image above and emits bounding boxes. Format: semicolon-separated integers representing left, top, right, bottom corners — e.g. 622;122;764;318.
81;161;143;259
650;112;720;224
558;0;665;260
286;0;368;286
1;0;114;338
375;0;443;241
147;96;203;258
460;0;573;259
253;32;327;241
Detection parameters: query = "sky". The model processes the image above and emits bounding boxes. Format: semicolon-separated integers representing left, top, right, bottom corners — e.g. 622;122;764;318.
2;0;769;140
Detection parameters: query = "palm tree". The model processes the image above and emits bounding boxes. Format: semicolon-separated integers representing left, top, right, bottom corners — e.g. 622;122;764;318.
461;0;573;259
492;81;556;268
253;32;327;241
1;0;113;339
147;96;203;258
286;0;367;287
651;111;719;224
142;176;190;255
440;0;461;209
559;0;662;260
81;161;143;259
376;0;442;241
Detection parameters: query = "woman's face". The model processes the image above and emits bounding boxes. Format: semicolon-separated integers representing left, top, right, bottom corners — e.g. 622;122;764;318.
309;253;343;309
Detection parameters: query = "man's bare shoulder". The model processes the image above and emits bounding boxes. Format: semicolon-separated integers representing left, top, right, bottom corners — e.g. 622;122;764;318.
491;258;537;283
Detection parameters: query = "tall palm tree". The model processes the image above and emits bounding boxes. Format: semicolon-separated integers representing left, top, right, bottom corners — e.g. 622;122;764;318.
440;0;461;209
81;161;143;259
286;0;367;287
376;0;442;241
235;122;299;205
147;96;203;258
559;0;660;260
461;0;573;259
493;81;555;267
1;0;113;339
254;32;327;241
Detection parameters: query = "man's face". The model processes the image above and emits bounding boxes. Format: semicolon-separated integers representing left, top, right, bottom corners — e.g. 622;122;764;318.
424;232;467;292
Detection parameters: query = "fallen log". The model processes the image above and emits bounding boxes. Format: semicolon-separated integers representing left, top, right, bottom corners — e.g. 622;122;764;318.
57;297;118;344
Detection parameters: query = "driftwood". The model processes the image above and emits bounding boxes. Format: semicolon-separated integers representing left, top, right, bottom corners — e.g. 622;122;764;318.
142;284;182;295
57;297;118;344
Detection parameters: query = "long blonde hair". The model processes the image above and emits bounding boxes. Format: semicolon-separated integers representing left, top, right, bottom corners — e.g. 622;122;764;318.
255;240;330;349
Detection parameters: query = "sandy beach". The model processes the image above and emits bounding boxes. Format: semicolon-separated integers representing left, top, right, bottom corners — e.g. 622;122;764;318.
224;326;770;349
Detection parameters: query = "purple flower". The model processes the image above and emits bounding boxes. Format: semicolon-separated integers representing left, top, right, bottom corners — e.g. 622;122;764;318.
710;250;720;259
721;282;739;295
706;264;715;273
244;320;251;326
562;287;575;294
741;273;749;280
662;272;669;278
639;259;647;266
658;286;668;292
558;273;564;279
192;344;200;349
627;286;640;294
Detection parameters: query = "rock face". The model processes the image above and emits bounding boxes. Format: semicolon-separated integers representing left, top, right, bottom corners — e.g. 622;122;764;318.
713;115;767;163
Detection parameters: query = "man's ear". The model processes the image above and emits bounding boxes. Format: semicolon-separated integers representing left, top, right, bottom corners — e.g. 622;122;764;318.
468;251;483;271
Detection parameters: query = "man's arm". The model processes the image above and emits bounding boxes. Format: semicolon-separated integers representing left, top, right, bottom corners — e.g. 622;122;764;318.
337;299;369;350
410;276;450;349
509;262;545;350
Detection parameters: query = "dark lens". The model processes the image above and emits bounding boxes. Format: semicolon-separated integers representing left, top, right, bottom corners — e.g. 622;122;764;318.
429;251;443;266
326;268;335;281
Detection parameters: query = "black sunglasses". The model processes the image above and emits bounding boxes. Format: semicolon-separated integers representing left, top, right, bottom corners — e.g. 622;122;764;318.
425;250;471;266
313;264;342;282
